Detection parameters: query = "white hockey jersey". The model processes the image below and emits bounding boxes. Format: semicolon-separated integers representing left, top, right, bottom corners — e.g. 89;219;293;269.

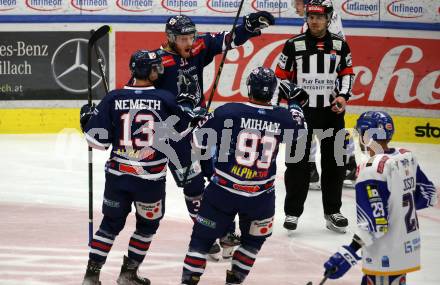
355;148;437;276
301;11;345;39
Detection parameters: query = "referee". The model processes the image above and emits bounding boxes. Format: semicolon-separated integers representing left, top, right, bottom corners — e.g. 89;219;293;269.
275;0;354;233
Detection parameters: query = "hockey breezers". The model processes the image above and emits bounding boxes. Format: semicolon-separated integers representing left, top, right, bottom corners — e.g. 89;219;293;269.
87;24;111;244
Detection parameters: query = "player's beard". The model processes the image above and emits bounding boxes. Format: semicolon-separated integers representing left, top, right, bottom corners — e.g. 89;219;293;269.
176;45;192;59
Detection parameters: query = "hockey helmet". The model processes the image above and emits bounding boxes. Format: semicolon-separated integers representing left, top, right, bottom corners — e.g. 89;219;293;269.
356;111;395;142
165;15;197;43
129;50;163;80
305;0;334;19
246;67;278;101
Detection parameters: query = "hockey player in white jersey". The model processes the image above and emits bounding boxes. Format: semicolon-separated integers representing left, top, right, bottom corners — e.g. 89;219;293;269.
323;111;437;285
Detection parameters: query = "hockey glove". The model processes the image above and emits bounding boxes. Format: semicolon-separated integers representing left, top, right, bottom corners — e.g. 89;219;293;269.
177;72;201;108
178;103;208;127
324;245;361;279
80;103;96;132
279;80;309;108
244;11;275;34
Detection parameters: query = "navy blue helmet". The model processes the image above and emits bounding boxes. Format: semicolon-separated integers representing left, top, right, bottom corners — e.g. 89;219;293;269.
165;15;197;42
356;111;395;142
129;50;163;80
246;67;278;101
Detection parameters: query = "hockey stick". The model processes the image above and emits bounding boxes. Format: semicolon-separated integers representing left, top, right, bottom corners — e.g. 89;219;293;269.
87;25;111;245
306;267;337;285
92;38;109;94
179;0;245;186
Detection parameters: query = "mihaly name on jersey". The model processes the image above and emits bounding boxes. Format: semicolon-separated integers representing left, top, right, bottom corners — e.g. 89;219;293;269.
240;118;280;133
414;123;440;138
114;99;161;111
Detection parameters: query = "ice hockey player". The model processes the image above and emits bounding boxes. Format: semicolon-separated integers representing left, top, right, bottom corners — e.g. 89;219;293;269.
180;67;308;284
276;0;355;233
153;12;275;259
323;111;437;284
79;50;202;285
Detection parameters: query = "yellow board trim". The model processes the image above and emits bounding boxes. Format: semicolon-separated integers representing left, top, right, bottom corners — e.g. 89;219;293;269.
0;108;81;134
362;265;420;276
0;108;439;144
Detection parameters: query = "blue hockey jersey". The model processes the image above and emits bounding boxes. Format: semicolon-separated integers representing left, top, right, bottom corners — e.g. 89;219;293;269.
154;25;258;105
193;102;306;197
84;86;188;181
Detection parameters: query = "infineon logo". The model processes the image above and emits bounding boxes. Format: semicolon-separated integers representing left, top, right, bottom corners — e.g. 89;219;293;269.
116;0;153;12
25;0;62;11
71;0;108;12
341;0;378;17
206;0;241;14
251;0;289;13
160;0;198;13
387;0;424;18
0;0;16;11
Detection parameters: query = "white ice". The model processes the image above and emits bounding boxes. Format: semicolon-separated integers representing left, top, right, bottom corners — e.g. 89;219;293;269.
0;131;439;284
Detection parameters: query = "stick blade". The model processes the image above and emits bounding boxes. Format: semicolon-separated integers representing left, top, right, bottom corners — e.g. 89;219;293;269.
89;25;110;46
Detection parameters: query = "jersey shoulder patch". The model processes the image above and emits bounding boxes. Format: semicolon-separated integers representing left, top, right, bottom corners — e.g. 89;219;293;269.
376;155;390;174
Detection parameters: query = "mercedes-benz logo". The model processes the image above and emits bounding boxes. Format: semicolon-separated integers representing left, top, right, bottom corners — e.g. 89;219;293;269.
51;38;107;94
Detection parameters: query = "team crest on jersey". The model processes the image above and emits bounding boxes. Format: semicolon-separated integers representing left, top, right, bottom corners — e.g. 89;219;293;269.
294;40;306;51
332;40;342;51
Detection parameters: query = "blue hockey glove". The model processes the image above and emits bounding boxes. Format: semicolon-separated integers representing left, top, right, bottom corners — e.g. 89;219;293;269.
177;72;201;108
244;11;275;34
279;80;309;108
80;103;96;132
324;245;361;279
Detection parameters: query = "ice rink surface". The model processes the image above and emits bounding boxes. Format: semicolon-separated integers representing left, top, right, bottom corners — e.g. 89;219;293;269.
1;132;439;285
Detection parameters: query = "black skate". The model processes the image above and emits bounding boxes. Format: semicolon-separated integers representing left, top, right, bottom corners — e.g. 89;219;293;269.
220;232;241;259
226;270;242;284
208;240;221;261
82;260;102;285
181;275;200;285
117;255;150;285
309;162;321;190
283;215;298;231
325;213;348;233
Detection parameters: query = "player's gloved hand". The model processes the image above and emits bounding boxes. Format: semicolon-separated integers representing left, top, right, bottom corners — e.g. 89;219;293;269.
80;103;96;132
279;80;309;108
178;102;208;127
244;11;275;34
324;245;361;279
177;72;201;108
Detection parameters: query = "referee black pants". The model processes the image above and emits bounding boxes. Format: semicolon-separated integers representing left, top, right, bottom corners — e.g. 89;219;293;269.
284;107;346;217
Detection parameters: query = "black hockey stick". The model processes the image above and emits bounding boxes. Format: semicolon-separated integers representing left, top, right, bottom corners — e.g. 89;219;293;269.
92;37;109;94
306;267;337;285
87;24;110;245
180;0;245;186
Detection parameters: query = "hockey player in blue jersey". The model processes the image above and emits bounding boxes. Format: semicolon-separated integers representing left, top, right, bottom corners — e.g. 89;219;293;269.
323;111;437;285
153;12;276;258
180;67;308;284
79;50;202;285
